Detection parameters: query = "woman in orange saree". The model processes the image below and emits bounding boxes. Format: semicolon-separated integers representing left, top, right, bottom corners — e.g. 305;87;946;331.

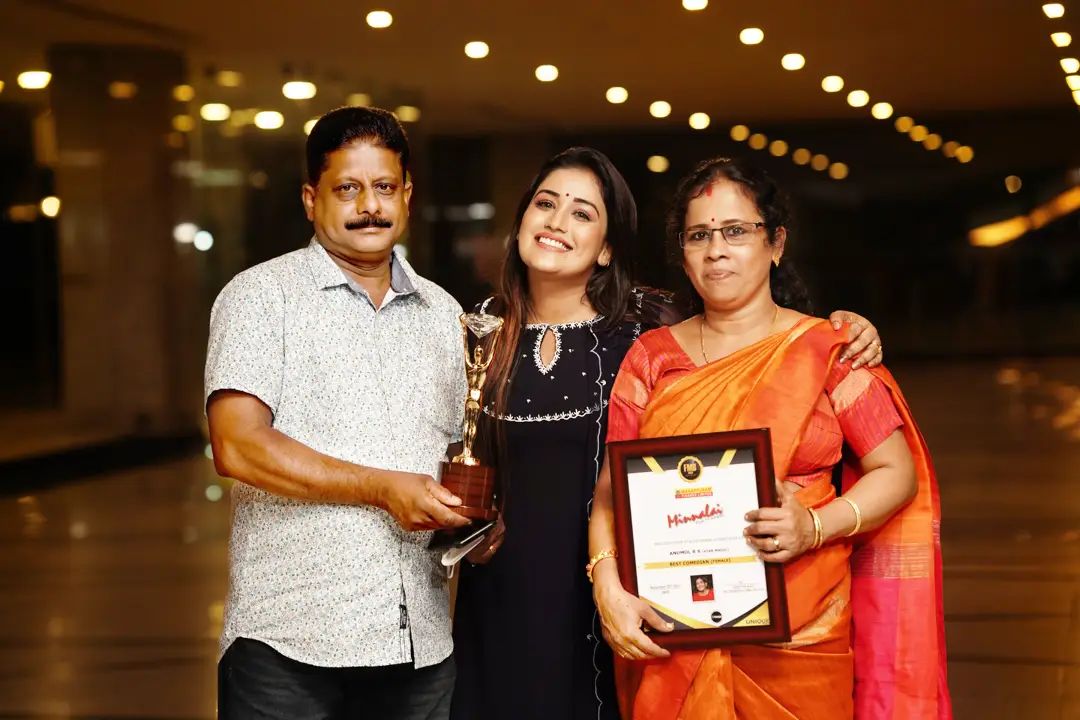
588;158;950;720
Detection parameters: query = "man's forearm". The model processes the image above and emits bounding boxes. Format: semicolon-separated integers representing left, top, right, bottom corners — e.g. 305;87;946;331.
212;424;391;507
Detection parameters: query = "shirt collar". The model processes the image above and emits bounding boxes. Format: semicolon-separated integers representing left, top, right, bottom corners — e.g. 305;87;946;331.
305;237;421;301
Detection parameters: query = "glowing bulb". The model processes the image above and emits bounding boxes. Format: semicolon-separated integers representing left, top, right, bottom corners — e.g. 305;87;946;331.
108;81;137;99
871;102;894;119
17;71;51;89
923;134;942;150
282;81;316;100
847;90;869;107
792;148;811;165
748;133;768;150
1043;3;1065;18
173;223;198;243
730;124;750;142
649;101;672;118
39;196;60;217
173;84;194;102
821;75;844;93
465;41;490;59
1067;75;1080;90
811;154;829;171
366;10;393;28
304;118;319;135
535;64;559;82
894;116;914;132
605;86;628;104
172;115;195;132
1062;58;1080;73
200;103;231;122
683;0;708;9
739;28;764;45
395;105;421;122
909;125;929;142
781;53;806;71
216;70;242;87
956;146;975;163
689;112;710;129
194;230;214;251
254;111;284;130
942;141;960;158
647;155;669;173
347;93;371;107
828;163;849;180
1051;32;1072;47
1005;176;1023;193
769;140;788;157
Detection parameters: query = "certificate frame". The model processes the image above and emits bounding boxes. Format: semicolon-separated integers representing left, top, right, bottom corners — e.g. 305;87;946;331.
608;428;790;650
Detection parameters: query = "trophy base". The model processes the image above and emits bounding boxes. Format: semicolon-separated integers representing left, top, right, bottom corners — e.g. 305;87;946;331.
440;460;497;521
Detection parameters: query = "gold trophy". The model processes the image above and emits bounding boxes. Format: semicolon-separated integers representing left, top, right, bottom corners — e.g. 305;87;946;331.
439;312;505;523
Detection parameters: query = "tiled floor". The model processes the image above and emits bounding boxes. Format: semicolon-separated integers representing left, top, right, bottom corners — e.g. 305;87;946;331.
0;359;1077;719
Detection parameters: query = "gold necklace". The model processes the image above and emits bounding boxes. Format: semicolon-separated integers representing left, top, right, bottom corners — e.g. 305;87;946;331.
699;305;780;364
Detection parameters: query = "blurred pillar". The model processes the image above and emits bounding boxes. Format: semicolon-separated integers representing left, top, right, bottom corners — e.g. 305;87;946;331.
47;44;199;437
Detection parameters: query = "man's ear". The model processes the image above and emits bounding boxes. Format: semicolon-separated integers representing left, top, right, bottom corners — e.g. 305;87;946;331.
301;183;317;222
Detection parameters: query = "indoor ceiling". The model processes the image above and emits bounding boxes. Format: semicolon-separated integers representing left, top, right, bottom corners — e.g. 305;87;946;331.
1;0;1078;133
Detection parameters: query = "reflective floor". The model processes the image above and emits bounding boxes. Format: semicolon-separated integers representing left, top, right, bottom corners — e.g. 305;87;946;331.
1;359;1078;719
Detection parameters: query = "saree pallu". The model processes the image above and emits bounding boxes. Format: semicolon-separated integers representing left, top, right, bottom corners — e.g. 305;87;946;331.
611;319;950;720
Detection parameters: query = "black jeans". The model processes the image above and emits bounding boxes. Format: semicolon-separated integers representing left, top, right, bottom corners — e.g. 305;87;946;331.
218;638;456;720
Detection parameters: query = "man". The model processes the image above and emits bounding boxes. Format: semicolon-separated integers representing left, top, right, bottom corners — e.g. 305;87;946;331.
206;106;470;719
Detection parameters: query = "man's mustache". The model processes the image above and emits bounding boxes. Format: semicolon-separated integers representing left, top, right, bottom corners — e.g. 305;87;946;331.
345;215;393;230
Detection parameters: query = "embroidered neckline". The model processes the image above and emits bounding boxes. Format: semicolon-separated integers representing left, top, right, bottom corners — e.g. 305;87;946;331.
524;315;605;331
532;326;562;375
482;400;608;423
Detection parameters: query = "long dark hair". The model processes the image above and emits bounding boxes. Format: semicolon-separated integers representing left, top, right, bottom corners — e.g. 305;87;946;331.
665;157;813;315
478;147;638;467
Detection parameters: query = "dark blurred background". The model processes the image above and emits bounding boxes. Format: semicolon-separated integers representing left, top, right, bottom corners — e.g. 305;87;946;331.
0;1;1078;718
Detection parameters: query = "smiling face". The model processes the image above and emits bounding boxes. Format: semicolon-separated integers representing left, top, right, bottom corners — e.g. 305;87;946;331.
301;140;412;265
681;179;785;312
516;167;611;282
695;577;708;592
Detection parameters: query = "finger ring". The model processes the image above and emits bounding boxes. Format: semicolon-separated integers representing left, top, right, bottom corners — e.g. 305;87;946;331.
772;537;781;551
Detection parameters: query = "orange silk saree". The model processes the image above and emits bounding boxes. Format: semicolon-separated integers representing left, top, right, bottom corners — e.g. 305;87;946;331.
608;318;950;720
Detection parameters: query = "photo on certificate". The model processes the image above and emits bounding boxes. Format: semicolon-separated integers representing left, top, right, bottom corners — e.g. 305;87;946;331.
608;428;790;650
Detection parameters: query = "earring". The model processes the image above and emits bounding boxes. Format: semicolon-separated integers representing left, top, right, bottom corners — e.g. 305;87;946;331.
772;257;781;267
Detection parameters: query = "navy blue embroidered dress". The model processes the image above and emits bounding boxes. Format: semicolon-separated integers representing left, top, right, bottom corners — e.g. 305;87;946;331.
450;316;639;720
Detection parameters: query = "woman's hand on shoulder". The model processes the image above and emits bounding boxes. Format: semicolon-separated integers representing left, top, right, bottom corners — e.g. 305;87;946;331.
829;310;883;369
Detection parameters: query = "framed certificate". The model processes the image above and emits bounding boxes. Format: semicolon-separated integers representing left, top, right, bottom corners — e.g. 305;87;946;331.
608;428;790;649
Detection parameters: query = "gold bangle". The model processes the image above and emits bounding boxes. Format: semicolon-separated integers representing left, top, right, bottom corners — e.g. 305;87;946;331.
807;507;824;550
837;496;862;537
586;549;618;583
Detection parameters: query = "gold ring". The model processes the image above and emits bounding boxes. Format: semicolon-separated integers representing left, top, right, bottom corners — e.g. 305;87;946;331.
772;537;781;551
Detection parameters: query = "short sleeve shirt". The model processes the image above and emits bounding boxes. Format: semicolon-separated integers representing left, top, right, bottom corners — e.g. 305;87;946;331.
204;238;466;668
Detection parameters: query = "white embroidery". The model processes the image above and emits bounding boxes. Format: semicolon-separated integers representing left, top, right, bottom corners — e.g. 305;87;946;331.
524;315;605;330
533;326;563;375
483;400;607;423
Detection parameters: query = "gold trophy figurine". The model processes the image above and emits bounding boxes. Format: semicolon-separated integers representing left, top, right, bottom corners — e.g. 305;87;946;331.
438;313;504;522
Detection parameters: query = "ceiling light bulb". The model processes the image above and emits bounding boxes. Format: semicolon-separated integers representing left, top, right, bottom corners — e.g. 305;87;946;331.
871;102;894;119
465;41;490;59
282;81;316;100
821;75;844;93
689;112;710;130
847;90;870;107
647;155;670;173
535;64;559;82
605;86;628;104
781;53;806;71
739;28;764;45
1043;3;1065;18
254;111;284;130
17;71;51;89
649;100;672;118
366;10;393;28
1051;32;1072;47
